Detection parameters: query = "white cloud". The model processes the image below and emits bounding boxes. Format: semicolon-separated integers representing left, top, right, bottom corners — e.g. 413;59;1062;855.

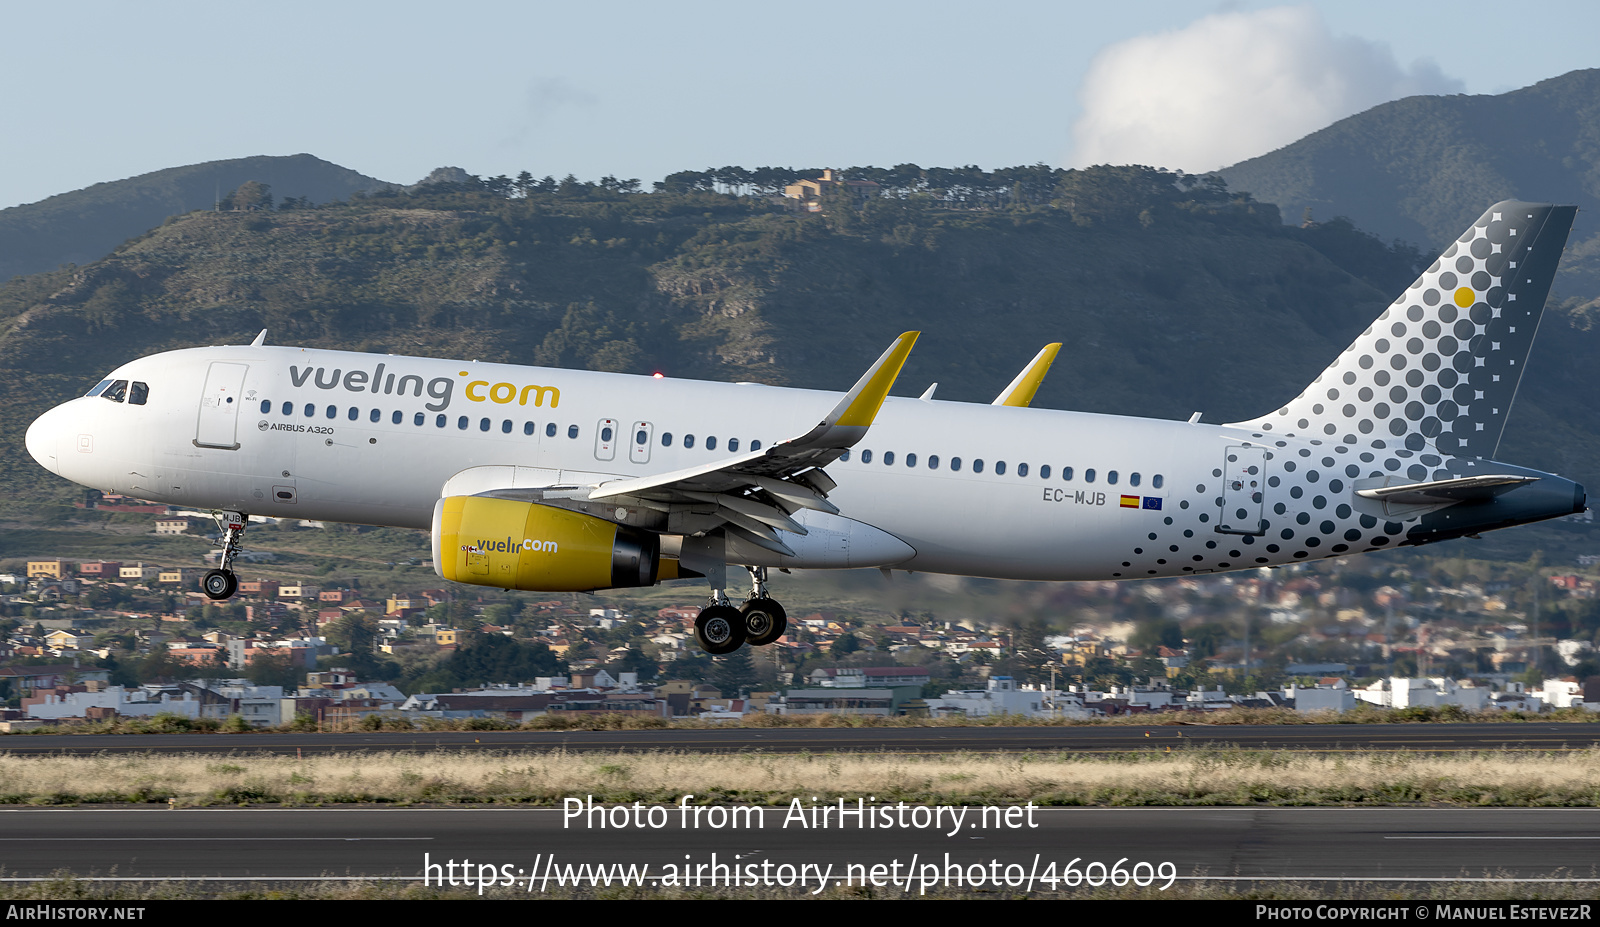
1069;5;1464;173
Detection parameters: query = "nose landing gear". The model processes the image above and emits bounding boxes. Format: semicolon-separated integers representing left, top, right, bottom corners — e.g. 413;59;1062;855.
201;510;247;601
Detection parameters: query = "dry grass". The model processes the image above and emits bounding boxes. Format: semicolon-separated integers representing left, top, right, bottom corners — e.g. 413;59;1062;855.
4;746;1600;807
10;703;1600;737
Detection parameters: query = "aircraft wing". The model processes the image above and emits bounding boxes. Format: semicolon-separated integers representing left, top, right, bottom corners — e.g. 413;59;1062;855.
584;332;919;555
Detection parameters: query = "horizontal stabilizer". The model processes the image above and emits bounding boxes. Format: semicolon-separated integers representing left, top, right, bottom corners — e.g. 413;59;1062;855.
1355;474;1539;506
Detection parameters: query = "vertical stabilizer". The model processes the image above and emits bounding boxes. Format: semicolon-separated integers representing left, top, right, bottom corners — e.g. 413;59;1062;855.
1231;200;1576;458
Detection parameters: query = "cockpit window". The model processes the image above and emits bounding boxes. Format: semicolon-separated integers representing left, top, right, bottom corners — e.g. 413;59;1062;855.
128;382;149;405
85;379;112;398
101;380;128;403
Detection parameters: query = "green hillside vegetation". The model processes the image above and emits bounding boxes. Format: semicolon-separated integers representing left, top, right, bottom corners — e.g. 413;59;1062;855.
1220;68;1600;313
1221;69;1600;247
0;162;1595;524
0;154;391;281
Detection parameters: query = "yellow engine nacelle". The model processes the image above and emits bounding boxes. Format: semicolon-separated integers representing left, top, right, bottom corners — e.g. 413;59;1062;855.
432;496;662;592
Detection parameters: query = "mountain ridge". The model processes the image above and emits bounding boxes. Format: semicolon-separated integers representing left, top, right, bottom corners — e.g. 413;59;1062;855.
0;154;393;281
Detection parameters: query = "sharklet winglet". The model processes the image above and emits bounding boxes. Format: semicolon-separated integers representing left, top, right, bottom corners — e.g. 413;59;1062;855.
993;343;1061;407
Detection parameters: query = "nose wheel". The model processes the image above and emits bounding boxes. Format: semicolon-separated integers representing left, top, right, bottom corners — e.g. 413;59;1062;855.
202;568;237;600
201;510;248;601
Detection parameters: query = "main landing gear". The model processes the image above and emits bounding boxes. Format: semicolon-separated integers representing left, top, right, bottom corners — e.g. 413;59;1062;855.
692;566;789;655
201;510;247;601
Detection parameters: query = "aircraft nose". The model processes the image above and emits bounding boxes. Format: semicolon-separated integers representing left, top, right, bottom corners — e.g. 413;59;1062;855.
25;403;67;475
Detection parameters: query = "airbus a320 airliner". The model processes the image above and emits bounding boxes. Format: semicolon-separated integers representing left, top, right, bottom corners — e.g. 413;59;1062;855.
25;201;1586;653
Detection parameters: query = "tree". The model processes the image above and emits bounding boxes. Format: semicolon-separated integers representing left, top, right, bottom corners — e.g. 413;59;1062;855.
226;181;273;211
1130;617;1184;653
713;647;756;697
247;652;301;689
614;646;658;682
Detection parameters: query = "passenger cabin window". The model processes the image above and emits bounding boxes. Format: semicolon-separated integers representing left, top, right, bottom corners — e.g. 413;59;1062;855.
1062;467;1074;481
567;425;579;439
283;402;295;416
928;455;939;469
260;400;272;414
994;461;1006;475
661;432;674;446
973;459;985;473
751;440;761;451
1040;465;1051;479
883;451;895;465
525;422;536;436
1130;472;1141;487
1152;474;1164;488
102;380;128;402
1016;462;1028;477
706;436;717;450
684;434;695;448
839;449;850;461
950;457;961;471
728;438;739;452
1085;469;1096;483
861;450;873;463
1107;471;1118;485
546;423;557;437
906;453;917;467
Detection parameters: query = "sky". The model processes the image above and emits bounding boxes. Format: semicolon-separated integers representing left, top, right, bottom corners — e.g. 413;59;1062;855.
1;0;1598;210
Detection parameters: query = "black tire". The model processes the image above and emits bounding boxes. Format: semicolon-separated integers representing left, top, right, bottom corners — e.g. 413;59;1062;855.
741;598;788;646
694;604;746;655
202;569;237;600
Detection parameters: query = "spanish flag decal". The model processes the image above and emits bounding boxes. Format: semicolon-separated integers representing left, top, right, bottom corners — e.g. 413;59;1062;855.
1120;495;1139;508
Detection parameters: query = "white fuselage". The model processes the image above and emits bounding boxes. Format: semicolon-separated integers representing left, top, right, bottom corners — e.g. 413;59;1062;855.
24;343;1566;584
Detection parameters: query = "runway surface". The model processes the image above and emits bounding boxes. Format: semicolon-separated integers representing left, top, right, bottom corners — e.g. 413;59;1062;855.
4;722;1600;756
3;807;1597;885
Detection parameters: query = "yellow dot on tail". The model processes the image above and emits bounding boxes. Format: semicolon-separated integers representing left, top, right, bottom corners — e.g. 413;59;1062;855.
1453;287;1475;308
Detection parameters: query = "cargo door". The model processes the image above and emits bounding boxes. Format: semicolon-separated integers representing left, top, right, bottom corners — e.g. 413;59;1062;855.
1216;445;1267;536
